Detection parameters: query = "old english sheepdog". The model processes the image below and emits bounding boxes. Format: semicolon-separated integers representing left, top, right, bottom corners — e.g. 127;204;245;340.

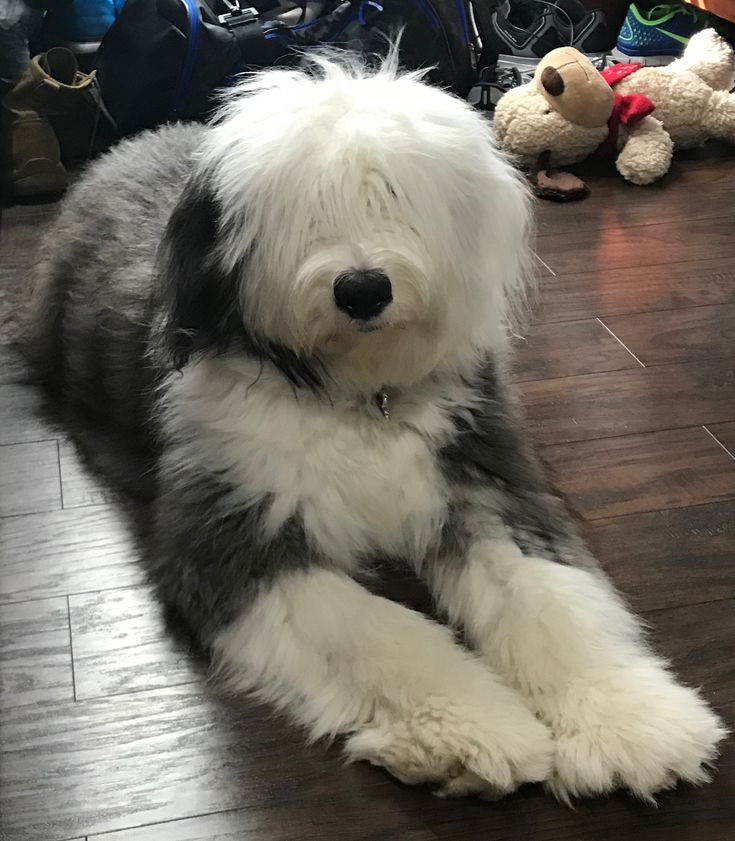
26;53;724;801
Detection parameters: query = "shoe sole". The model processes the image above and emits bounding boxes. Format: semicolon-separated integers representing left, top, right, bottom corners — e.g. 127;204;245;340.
610;47;676;66
9;158;68;198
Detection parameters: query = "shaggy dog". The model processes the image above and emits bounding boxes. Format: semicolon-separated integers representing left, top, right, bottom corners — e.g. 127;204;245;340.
26;53;724;801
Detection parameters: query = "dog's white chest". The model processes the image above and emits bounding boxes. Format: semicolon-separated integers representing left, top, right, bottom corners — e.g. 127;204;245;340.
166;360;448;566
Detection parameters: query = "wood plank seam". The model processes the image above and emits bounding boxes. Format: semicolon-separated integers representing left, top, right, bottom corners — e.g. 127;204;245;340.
579;497;735;523
78;680;201;704
533;247;735;275
536;301;735;325
533;252;556;276
87;805;254;838
516;356;732;386
703;425;735;461
642;596;735;617
596;318;646;368
56;438;66;509
67;594;78;703
0;437;61;449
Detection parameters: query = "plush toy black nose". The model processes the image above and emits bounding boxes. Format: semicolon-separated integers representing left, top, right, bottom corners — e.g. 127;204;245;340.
333;270;392;321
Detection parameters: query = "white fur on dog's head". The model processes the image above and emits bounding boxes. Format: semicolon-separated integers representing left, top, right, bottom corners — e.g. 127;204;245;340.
167;52;532;392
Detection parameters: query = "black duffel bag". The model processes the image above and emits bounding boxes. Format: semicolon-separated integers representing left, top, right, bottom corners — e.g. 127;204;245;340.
95;0;484;136
95;0;280;134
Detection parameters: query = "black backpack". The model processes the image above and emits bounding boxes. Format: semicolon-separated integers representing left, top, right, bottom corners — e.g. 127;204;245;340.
95;0;485;136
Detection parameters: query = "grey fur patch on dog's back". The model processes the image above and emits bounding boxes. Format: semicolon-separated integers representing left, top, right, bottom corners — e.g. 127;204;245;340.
24;123;206;440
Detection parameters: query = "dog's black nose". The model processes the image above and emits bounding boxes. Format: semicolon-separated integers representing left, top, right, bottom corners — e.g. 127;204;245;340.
333;270;392;321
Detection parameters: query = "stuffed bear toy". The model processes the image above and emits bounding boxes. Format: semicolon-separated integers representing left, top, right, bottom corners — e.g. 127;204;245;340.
494;29;735;191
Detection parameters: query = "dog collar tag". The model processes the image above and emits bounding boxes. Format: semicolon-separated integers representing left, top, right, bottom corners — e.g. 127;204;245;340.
376;389;390;421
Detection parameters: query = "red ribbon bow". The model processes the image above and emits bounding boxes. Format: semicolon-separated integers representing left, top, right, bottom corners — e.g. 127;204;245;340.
595;63;655;158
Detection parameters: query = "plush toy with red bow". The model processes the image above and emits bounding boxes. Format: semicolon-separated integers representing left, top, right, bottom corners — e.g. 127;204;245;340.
493;29;735;198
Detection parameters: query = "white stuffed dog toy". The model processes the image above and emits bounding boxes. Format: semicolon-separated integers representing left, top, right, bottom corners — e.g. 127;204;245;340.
494;29;735;187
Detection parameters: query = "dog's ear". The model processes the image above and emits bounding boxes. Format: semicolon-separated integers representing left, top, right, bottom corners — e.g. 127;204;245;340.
156;178;242;370
155;176;324;390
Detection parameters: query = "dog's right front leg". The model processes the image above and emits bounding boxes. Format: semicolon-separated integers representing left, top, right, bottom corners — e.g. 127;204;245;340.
212;566;553;798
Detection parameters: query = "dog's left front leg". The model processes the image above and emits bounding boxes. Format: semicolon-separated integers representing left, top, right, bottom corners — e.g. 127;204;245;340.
427;533;725;801
425;388;725;800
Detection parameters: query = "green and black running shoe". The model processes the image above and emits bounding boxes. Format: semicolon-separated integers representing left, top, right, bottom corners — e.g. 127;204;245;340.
613;3;706;65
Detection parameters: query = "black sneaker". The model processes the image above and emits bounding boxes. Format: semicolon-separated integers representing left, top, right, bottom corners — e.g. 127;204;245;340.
482;0;566;62
470;0;611;109
553;0;611;55
481;0;611;64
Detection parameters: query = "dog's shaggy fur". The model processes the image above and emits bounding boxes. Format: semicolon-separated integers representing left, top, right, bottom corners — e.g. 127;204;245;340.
26;53;724;800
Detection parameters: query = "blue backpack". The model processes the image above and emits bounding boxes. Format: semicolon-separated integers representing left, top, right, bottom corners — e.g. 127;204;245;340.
95;0;484;135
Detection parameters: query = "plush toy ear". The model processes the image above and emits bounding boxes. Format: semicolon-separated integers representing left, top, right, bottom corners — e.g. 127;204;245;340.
535;47;614;128
155;179;243;370
540;66;565;97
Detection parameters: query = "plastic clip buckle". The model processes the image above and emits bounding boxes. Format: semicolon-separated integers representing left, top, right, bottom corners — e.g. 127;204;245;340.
218;1;259;28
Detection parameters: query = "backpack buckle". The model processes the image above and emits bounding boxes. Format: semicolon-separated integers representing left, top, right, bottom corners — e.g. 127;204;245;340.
219;1;259;28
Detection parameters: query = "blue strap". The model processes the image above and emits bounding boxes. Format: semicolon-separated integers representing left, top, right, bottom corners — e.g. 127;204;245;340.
454;0;469;43
172;0;202;117
415;0;439;29
263;0;382;43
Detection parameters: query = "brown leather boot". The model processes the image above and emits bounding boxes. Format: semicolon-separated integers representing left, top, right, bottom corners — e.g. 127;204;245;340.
1;53;68;198
33;48;101;169
0;106;67;198
1;47;101;197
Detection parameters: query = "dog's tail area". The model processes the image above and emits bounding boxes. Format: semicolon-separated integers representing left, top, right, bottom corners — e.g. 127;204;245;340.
670;28;735;91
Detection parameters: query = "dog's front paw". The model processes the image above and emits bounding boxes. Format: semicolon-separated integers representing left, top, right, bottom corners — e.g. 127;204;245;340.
345;692;554;799
545;663;727;802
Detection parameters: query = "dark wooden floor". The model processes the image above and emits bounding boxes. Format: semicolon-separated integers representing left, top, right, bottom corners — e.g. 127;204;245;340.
1;144;734;841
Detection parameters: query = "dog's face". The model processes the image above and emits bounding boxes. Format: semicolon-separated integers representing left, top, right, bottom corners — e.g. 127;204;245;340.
162;55;532;391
